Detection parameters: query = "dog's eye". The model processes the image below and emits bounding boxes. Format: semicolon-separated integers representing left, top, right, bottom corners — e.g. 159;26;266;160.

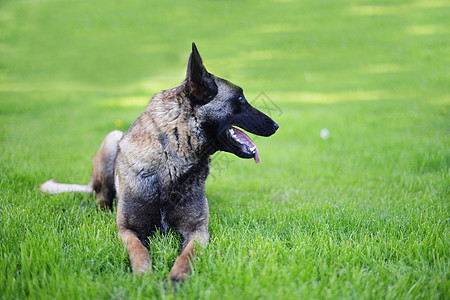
238;95;246;104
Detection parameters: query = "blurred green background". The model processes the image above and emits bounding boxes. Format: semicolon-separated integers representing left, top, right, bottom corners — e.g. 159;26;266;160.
2;0;448;97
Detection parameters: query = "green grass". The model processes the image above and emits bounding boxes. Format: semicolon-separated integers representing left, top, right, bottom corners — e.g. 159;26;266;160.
1;0;449;299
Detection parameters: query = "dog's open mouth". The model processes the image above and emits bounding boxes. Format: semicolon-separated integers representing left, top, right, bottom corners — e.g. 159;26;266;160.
227;126;260;163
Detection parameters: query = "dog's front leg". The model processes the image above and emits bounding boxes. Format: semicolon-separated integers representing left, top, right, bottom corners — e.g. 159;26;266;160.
169;224;209;283
118;229;151;274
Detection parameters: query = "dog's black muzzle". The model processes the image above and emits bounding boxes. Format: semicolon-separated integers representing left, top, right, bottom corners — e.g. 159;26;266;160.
232;102;279;137
216;101;279;162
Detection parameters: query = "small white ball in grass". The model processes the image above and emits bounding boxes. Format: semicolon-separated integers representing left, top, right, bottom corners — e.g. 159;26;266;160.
320;128;330;140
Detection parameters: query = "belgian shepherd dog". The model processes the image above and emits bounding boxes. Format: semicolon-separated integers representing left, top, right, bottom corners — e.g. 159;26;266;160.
41;43;278;285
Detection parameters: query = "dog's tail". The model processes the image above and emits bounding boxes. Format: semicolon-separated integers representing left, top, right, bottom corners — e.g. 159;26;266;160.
40;179;92;194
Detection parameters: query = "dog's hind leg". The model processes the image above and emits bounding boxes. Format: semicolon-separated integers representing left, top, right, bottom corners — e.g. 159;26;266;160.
89;130;123;210
40;130;123;210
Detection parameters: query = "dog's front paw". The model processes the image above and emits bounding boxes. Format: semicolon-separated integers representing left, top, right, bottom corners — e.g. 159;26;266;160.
163;275;184;292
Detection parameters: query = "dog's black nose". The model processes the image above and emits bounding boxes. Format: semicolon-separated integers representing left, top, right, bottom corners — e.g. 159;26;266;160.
273;122;279;132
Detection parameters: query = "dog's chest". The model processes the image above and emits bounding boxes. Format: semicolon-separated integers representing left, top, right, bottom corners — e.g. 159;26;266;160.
159;208;170;232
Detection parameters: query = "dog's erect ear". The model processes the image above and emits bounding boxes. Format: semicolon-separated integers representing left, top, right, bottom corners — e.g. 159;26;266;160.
187;43;205;85
186;43;217;104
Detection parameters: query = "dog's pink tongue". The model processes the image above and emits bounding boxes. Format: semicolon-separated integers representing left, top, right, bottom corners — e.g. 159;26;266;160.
231;127;260;163
254;147;260;163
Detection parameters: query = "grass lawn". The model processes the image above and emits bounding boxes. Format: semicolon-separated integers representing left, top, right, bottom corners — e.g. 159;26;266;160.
0;0;449;299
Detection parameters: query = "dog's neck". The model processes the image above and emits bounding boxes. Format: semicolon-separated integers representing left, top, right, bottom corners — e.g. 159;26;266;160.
143;87;213;186
152;86;217;151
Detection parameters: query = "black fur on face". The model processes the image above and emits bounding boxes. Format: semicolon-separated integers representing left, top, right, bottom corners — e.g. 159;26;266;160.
214;91;279;160
196;79;278;160
185;43;279;160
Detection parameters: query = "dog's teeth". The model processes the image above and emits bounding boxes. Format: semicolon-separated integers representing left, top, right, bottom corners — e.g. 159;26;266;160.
229;128;239;140
250;146;256;152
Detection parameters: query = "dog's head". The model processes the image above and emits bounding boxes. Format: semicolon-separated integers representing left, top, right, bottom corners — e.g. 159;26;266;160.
185;43;279;163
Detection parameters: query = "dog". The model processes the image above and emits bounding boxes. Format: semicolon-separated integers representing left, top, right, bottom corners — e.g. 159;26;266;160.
40;43;279;285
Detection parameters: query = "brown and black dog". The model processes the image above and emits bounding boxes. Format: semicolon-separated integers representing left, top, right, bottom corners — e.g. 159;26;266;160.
41;43;278;285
